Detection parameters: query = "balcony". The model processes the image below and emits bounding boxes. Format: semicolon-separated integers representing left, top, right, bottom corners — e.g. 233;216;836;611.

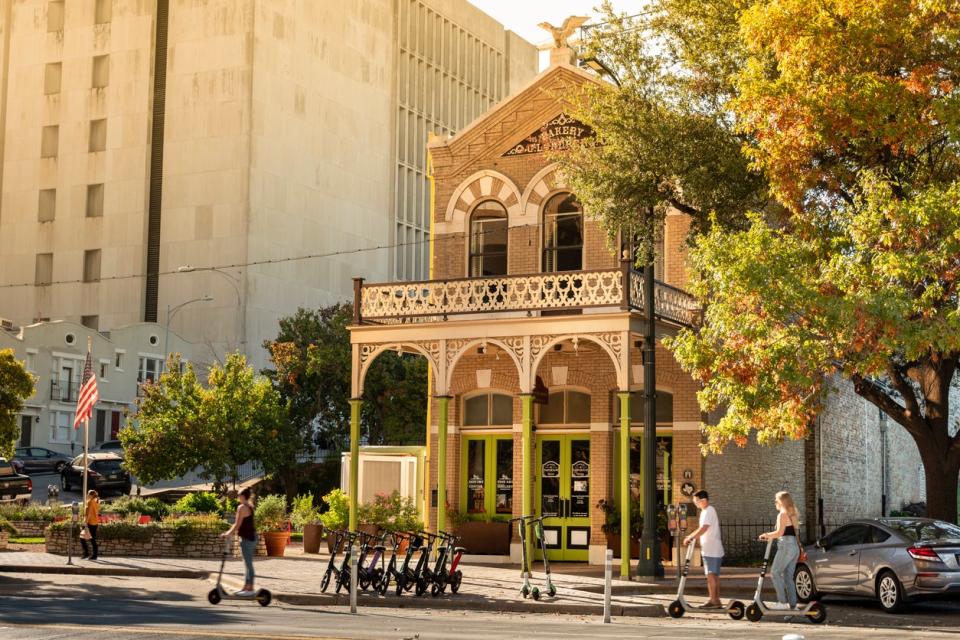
353;267;699;328
50;380;79;403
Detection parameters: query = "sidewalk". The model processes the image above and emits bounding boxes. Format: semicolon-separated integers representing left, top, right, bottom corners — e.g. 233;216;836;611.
0;546;761;617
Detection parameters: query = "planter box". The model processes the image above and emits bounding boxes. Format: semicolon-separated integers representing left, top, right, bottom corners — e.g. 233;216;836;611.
44;527;267;558
606;533;672;561
455;521;510;555
8;520;50;537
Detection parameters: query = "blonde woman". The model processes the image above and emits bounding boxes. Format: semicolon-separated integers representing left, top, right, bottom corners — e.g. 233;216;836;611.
759;491;801;609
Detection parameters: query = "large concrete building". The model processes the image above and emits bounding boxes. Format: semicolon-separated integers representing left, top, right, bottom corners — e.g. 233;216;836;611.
0;0;537;369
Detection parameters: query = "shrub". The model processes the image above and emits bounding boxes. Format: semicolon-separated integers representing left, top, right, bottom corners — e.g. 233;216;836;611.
360;491;421;532
104;496;170;521
0;515;19;536
254;494;288;532
97;521;159;543
172;492;221;515
290;492;322;531
319;489;349;531
0;503;68;522
167;514;229;547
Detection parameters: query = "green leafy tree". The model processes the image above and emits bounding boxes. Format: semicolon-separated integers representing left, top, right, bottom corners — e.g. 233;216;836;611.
121;353;289;492
0;349;35;459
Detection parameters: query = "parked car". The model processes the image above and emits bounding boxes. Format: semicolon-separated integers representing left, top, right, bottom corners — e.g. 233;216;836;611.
795;518;960;612
60;453;131;496
0;458;33;504
13;446;71;474
96;440;124;456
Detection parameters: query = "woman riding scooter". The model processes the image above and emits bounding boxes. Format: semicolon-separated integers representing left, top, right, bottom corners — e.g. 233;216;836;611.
220;488;258;596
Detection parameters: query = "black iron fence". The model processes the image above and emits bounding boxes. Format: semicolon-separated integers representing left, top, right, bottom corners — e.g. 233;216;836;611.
720;519;843;565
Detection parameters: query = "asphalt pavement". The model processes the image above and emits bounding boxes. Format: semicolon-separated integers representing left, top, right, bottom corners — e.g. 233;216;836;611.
0;573;957;640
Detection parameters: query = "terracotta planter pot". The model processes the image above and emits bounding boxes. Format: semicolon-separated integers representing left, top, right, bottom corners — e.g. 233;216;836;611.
358;523;380;538
455;521;510;555
303;523;323;554
263;531;288;557
605;533;640;559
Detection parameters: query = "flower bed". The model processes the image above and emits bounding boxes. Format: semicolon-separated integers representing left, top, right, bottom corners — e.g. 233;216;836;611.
44;517;266;558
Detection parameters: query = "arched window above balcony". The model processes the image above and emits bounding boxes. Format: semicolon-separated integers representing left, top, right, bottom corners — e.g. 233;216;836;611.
463;392;513;426
469;201;508;277
543;193;583;272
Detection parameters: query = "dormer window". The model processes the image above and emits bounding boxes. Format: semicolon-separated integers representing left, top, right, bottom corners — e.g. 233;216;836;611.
469;201;508;277
543;193;583;272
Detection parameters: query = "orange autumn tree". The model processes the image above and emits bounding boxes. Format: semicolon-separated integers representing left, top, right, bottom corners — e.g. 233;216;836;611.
663;0;960;521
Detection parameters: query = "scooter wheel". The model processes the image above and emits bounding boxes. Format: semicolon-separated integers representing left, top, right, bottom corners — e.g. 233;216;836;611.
207;589;222;605
807;602;827;624
531;587;541;601
415;577;428;597
431;582;442;597
256;589;272;607
746;603;763;622
728;601;745;620
359;573;371;591
450;570;462;594
521;585;530;599
547;584;557;598
395;576;405;597
668;600;684;618
320;572;331;593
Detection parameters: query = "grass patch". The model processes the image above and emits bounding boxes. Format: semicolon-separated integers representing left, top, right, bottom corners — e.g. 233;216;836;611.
10;537;45;544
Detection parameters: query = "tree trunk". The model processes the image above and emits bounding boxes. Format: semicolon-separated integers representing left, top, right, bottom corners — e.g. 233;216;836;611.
922;456;960;523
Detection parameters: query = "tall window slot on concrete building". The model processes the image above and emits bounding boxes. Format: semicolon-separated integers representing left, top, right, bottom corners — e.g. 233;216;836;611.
35;253;53;285
95;0;112;24
47;1;64;32
44;62;62;95
41;125;59;158
83;249;101;283
86;184;104;217
38;189;56;222
89;119;107;152
92;55;109;88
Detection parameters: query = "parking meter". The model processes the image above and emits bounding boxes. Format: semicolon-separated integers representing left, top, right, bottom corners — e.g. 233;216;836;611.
65;501;80;566
666;504;678;535
677;503;689;531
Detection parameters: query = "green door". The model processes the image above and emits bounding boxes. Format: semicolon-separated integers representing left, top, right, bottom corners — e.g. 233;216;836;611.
537;435;591;561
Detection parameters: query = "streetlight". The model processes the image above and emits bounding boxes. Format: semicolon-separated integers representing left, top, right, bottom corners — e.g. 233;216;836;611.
579;54;661;579
163;295;213;372
177;265;244;352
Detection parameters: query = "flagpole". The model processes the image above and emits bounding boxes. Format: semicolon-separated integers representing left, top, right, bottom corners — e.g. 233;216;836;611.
81;337;91;525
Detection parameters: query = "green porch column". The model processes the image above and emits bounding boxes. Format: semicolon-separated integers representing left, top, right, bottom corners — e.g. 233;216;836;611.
436;396;450;534
520;393;535;563
618;391;632;579
349;398;362;532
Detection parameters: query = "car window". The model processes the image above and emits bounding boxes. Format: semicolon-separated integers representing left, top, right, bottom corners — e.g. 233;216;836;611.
93;459;123;473
0;459;14;476
15;448;27;456
867;526;891;544
825;524;869;547
71;455;84;466
883;520;960;542
35;448;50;457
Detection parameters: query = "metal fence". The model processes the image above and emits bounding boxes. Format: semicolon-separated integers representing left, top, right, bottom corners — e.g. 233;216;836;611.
720;519;843;564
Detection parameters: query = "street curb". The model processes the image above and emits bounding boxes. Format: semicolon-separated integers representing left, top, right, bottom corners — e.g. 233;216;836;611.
274;591;665;617
0;564;209;580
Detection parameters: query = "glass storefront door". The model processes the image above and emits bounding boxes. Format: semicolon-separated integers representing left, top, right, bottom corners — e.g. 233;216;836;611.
461;436;514;520
537;435;591;561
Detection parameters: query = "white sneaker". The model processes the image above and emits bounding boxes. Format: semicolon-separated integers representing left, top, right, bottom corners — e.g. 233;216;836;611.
768;602;790;610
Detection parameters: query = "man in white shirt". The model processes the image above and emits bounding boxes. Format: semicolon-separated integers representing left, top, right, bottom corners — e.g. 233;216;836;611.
683;490;724;608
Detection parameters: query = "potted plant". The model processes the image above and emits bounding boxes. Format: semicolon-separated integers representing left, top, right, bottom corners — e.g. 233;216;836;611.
291;492;323;554
599;498;642;559
450;506;511;555
319;489;350;553
255;494;289;557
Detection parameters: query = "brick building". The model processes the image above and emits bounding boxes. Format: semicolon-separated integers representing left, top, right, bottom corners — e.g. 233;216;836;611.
348;45;703;572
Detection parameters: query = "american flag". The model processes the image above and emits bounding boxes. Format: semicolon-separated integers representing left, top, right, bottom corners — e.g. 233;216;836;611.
73;347;99;428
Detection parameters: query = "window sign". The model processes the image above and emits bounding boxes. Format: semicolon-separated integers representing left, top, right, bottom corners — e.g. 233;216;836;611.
466;439;486;513
541;439;561;517
495;439;513;514
570;440;590;518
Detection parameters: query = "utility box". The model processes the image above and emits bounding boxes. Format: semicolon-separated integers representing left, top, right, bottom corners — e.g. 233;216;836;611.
340;446;425;507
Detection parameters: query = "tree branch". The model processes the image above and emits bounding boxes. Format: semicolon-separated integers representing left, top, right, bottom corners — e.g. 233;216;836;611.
886;363;925;427
667;198;704;218
850;373;922;439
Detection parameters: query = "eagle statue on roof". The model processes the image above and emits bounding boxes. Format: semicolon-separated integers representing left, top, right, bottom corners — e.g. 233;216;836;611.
538;16;589;49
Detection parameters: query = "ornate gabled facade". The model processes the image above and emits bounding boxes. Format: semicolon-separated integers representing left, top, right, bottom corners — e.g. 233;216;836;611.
348;55;704;570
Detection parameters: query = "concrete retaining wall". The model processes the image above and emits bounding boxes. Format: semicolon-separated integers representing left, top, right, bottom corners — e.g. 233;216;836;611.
45;527;268;558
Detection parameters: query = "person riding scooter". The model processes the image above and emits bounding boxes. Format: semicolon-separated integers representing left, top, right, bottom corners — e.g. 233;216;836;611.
220;488;257;596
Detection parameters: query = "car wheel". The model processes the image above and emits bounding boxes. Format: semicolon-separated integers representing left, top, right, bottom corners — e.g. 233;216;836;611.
55;461;66;474
877;570;904;613
795;564;820;603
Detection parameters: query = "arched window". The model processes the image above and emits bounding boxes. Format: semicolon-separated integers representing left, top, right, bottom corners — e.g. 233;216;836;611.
539;389;591;424
469;201;508;277
463;392;513;426
612;390;674;425
543;193;583;272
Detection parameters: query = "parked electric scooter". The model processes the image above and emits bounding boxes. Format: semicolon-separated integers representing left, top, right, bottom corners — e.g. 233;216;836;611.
391;531;425;596
510;515;556;600
744;538;827;624
356;530;387;591
411;531;441;596
320;529;345;593
668;541;745;619
428;531;466;596
207;537;271;607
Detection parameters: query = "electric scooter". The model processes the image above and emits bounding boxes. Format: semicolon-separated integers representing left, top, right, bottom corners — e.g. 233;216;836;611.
207;537;271;607
668;541;745;619
530;516;557;599
511;515;556;600
429;531;466;596
320;529;346;593
356;530;387;591
744;538;827;624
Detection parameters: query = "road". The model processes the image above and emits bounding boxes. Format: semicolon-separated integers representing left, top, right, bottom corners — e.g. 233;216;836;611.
0;573;957;640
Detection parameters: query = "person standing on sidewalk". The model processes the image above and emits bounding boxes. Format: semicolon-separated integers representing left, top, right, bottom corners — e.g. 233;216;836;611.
221;488;257;596
80;490;100;560
684;490;724;609
759;491;801;610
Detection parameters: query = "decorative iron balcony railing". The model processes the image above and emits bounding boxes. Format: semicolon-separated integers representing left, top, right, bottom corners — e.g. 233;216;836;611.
353;266;699;327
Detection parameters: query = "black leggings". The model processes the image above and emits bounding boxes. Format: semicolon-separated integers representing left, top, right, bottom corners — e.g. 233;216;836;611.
81;524;99;558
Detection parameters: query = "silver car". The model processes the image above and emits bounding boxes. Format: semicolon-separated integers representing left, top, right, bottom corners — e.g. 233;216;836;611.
795;518;960;612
